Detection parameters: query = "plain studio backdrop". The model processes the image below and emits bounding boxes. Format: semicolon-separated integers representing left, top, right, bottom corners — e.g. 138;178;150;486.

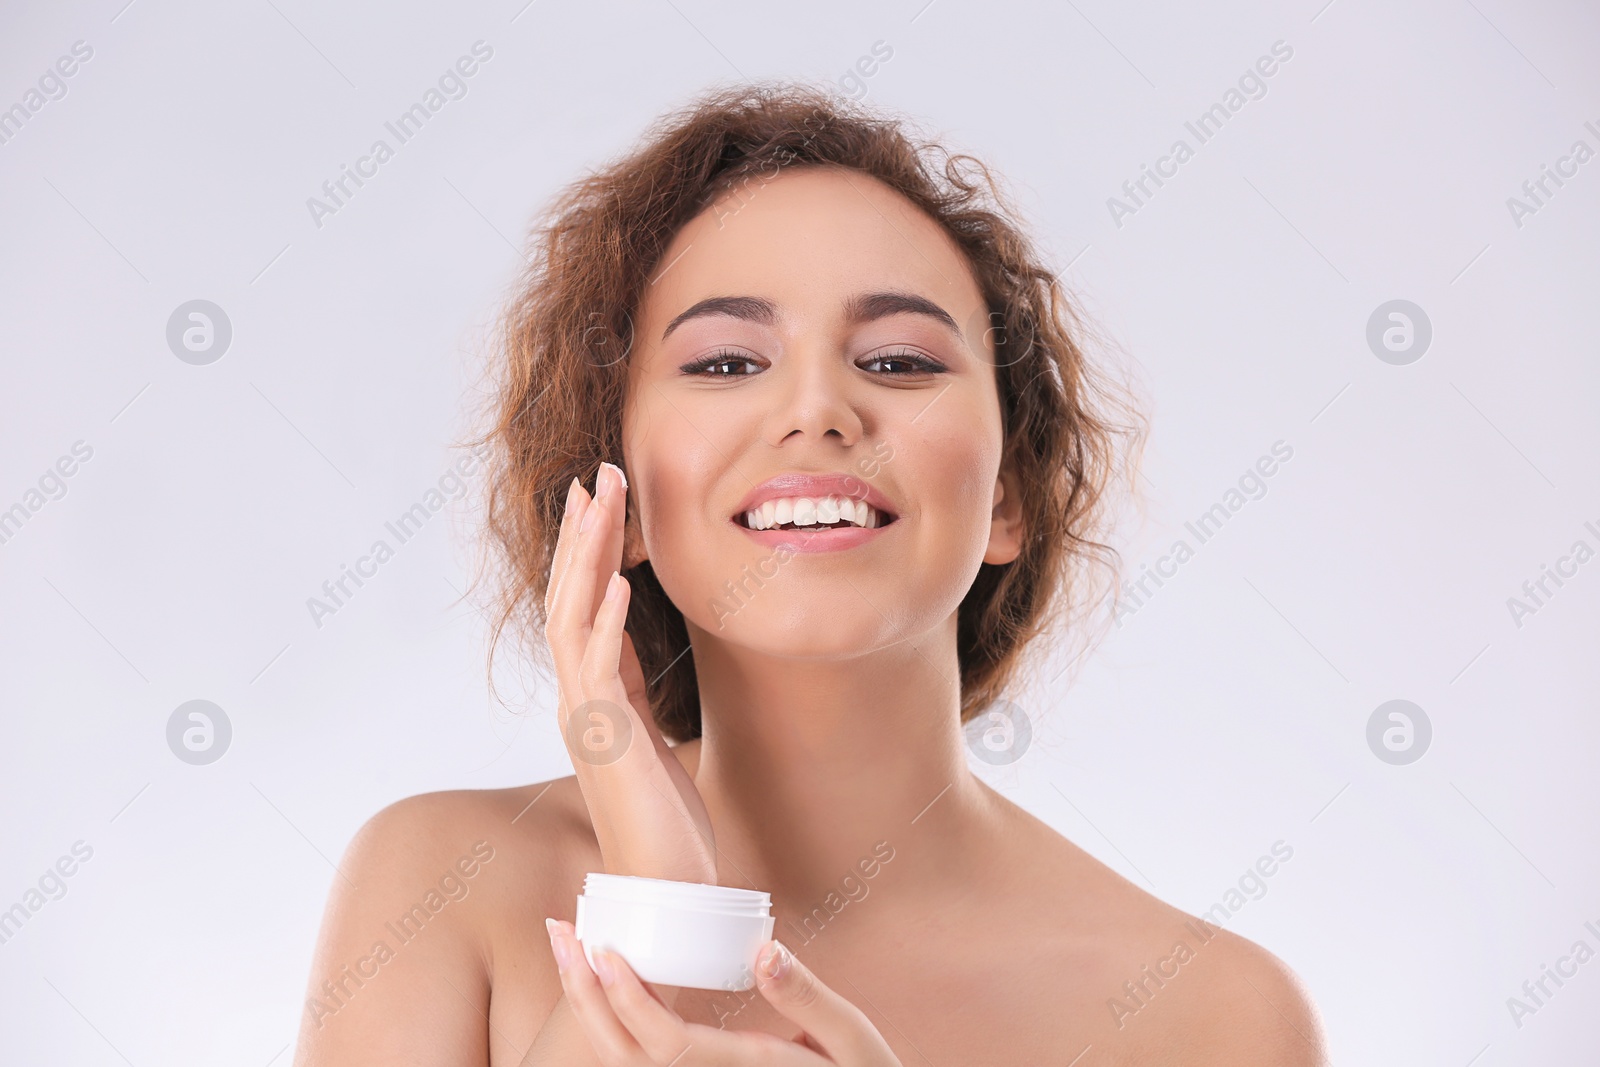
2;0;1597;1062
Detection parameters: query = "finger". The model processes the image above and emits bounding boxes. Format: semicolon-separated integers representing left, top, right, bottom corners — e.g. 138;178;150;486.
755;941;897;1063
547;471;618;699
593;946;825;1067
544;477;589;618
545;479;591;711
546;481;598;648
588;947;703;1065
545;480;591;728
580;572;631;700
589;462;628;614
547;918;646;1065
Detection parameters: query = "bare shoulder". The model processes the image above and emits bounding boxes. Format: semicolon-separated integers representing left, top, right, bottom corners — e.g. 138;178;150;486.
1166;927;1329;1065
982;790;1328;1065
332;774;599;924
292;775;600;1066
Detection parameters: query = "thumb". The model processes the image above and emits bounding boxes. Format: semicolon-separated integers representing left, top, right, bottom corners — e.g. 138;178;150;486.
754;940;897;1063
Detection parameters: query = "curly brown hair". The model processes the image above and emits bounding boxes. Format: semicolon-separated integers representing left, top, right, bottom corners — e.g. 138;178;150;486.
464;81;1142;744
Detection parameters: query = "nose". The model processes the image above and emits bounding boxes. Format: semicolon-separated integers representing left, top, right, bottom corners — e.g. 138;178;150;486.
766;350;864;447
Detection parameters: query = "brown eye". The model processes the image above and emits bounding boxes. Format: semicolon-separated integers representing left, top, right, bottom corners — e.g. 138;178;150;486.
681;349;765;376
858;348;946;375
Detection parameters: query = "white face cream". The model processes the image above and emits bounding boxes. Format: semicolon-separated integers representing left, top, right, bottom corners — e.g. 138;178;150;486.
574;873;776;991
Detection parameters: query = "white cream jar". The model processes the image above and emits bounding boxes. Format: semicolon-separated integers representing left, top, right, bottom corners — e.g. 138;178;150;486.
574;872;776;991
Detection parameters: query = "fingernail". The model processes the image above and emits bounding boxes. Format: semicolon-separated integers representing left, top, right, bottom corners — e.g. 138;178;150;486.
546;919;571;972
758;942;789;981
602;571;620;602
594;948;617;986
565;477;581;509
579;494;600;533
601;461;628;492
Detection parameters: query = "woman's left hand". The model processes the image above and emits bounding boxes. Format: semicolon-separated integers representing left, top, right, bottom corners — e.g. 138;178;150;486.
545;919;903;1065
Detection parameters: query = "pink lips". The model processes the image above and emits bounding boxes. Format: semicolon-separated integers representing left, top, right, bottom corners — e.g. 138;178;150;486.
731;472;898;554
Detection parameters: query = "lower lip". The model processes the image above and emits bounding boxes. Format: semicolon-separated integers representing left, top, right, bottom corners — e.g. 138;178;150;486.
732;519;895;553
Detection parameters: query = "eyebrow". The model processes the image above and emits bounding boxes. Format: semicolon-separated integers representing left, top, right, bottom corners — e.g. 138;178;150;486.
660;290;962;341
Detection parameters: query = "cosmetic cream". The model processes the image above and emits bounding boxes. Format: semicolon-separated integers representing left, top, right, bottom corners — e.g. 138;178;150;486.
574;872;775;991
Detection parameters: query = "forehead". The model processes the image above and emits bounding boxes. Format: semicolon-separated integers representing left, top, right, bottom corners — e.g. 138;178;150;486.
636;165;986;338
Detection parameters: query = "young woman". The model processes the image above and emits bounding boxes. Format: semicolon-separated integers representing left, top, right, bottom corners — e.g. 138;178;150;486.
293;83;1327;1065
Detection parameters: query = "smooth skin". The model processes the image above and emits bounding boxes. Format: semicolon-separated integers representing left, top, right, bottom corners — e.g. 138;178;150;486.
292;166;1329;1066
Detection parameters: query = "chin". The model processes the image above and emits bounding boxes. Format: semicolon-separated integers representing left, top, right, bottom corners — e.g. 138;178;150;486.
700;606;908;661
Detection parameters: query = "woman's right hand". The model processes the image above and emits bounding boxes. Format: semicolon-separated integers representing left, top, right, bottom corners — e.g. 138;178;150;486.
546;923;905;1066
545;461;718;886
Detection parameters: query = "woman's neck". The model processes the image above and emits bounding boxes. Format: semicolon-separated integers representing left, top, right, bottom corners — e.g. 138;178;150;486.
671;615;1003;908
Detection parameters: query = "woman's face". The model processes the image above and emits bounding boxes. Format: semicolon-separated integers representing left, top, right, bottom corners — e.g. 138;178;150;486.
621;164;1022;659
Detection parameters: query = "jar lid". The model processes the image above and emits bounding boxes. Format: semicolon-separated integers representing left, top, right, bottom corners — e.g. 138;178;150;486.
581;872;772;917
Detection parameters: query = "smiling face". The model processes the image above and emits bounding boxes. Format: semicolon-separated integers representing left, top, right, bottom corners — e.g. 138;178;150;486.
621;164;1023;659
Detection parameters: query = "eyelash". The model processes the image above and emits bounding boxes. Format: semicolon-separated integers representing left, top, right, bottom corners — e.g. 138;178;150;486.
680;348;946;377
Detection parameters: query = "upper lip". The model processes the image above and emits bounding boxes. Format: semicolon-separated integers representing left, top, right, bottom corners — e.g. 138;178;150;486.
732;472;898;523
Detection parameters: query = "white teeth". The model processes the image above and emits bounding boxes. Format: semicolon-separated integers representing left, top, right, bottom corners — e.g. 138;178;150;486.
741;495;887;530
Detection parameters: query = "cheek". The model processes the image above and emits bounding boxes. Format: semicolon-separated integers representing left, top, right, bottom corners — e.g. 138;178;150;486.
624;397;735;587
909;419;1003;553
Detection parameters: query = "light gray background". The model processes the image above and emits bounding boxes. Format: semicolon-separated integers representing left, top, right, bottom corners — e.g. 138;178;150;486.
2;0;1597;1063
